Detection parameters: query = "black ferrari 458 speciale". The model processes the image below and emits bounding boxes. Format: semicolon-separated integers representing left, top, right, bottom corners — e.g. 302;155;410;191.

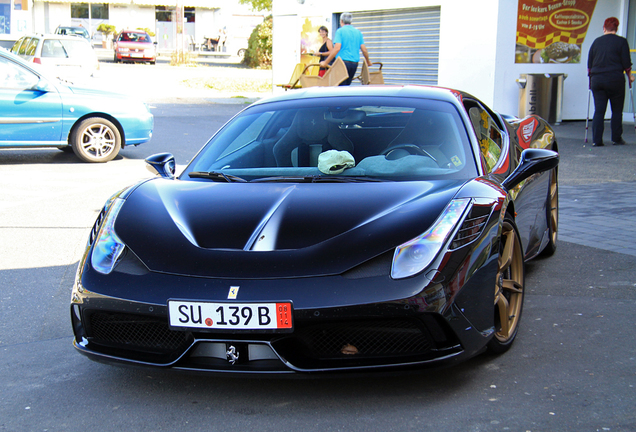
71;85;559;374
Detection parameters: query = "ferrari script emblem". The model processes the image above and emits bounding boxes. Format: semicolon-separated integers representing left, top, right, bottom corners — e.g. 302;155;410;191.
226;345;239;365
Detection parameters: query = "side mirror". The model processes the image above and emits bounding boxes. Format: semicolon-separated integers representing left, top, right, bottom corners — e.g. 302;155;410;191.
32;78;51;92
502;148;559;190
145;153;176;179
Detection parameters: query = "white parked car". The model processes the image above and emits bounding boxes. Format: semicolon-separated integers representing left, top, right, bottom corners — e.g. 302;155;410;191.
10;33;98;81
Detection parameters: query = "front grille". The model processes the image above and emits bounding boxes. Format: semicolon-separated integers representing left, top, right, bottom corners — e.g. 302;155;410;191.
88;311;189;353
293;319;433;358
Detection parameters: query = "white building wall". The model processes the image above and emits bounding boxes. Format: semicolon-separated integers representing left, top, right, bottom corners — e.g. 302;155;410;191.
273;0;503;103
195;8;217;44
273;0;630;120
436;0;499;106
32;2;68;33
110;5;155;34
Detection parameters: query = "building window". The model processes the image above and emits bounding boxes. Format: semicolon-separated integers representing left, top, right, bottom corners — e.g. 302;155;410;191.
14;0;28;11
71;3;109;19
91;4;109;19
156;6;174;22
1;0;11;33
185;7;195;23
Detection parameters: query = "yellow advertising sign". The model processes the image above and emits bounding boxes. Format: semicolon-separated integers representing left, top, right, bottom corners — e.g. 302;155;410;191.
515;0;598;63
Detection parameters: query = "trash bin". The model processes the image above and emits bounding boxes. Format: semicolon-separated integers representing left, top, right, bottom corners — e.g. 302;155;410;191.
517;73;567;124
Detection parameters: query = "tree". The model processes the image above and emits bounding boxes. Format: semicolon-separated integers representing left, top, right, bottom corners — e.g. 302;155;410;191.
238;0;271;12
243;15;272;68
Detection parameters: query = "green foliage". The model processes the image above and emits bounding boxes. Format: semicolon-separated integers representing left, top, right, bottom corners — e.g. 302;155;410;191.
243;15;272;69
238;0;271;11
96;23;116;34
137;27;156;37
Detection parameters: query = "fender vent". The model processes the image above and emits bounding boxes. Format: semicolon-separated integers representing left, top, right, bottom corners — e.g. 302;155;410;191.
450;200;494;250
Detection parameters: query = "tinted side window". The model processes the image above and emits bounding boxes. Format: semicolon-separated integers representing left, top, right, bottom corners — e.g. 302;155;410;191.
10;37;25;54
467;105;503;173
25;37;39;56
18;37;31;55
0;56;39;90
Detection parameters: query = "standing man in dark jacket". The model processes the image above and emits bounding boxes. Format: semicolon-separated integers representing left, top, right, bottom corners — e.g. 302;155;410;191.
588;17;635;146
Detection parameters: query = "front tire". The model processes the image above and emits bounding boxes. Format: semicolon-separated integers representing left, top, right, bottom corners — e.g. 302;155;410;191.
71;117;121;163
540;168;558;256
487;215;525;354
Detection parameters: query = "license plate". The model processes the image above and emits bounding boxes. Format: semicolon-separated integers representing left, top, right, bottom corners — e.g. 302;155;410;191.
131;53;143;58
168;300;293;331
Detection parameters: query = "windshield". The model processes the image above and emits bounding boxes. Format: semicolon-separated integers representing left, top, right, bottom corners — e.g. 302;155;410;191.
183;96;478;182
118;32;151;43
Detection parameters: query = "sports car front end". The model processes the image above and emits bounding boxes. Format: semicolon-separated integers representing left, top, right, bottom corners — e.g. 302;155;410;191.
71;181;505;372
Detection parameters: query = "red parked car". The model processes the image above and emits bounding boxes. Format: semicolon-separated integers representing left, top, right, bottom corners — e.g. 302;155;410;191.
113;30;156;64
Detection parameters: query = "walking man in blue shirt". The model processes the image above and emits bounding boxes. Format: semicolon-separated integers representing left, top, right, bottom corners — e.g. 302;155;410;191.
320;12;371;85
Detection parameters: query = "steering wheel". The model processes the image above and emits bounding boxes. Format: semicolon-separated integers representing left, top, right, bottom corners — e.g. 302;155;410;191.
381;144;433;161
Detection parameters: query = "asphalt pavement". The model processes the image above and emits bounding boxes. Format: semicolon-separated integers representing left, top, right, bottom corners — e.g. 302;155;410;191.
550;121;636;257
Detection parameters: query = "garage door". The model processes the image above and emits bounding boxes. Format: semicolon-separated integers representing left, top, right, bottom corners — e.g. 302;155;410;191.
348;7;440;86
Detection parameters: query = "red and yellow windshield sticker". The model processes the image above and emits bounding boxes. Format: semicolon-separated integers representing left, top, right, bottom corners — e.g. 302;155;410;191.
515;0;598;63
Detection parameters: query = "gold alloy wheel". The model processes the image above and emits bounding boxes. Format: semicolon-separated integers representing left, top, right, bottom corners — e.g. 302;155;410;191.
493;219;524;343
540;169;558;257
548;171;558;245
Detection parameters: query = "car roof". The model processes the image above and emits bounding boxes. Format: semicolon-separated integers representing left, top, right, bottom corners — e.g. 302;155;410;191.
120;29;149;34
17;33;91;42
252;85;473;107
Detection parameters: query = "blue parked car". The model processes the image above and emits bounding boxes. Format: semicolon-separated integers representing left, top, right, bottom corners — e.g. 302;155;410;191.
0;48;153;162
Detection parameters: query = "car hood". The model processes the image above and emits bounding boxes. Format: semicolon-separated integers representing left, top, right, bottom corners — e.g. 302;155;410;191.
64;83;125;98
113;179;466;278
54;81;149;112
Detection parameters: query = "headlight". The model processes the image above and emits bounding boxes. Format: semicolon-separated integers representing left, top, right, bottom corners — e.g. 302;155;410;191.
91;198;126;274
391;198;471;279
118;47;129;52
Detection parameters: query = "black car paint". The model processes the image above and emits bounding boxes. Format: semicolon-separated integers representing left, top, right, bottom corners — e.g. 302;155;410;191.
113;179;464;278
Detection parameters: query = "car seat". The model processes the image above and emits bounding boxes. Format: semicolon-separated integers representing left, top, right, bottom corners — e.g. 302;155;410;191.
273;109;354;167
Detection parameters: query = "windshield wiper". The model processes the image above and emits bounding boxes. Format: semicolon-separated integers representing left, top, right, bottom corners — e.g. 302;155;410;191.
188;171;247;183
251;176;386;183
250;176;315;183
312;176;386;183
